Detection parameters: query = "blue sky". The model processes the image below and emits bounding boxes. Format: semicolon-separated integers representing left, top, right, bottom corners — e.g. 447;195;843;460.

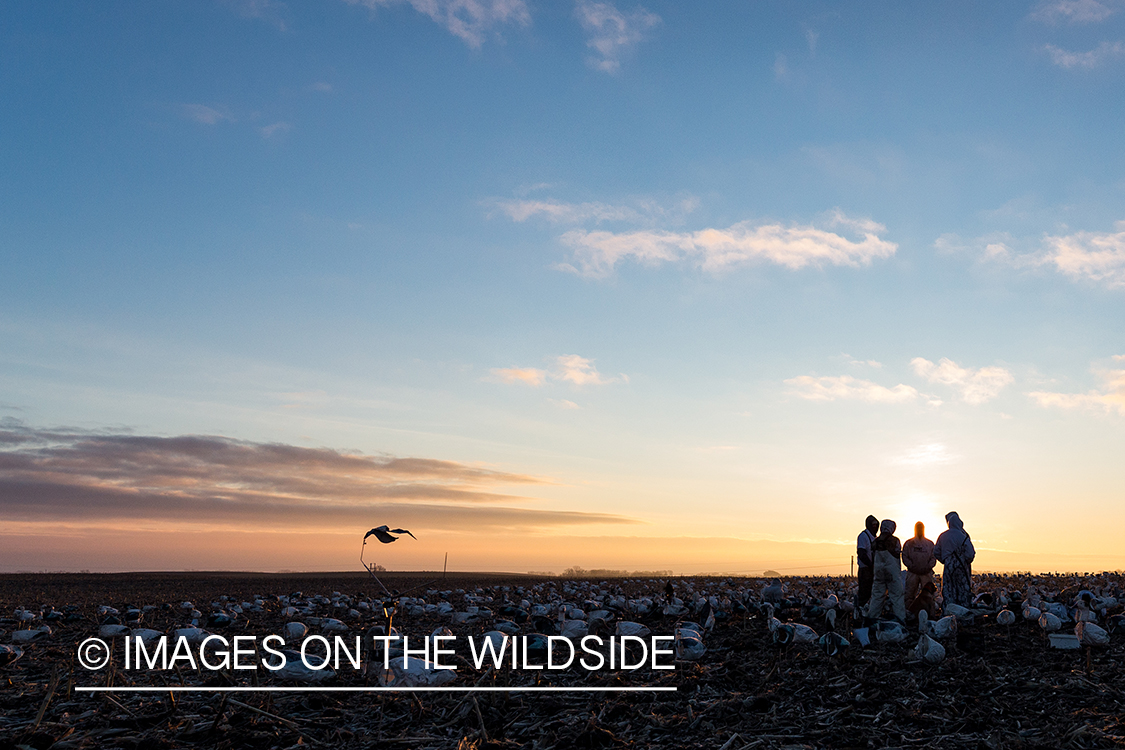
2;0;1124;573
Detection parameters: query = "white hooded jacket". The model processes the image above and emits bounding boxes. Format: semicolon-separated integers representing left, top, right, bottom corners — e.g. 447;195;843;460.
934;511;975;566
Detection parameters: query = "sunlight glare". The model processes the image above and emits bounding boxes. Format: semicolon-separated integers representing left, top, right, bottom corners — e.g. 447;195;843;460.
890;493;945;543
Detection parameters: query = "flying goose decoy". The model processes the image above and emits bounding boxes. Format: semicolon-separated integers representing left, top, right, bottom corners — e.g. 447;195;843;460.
365;526;417;544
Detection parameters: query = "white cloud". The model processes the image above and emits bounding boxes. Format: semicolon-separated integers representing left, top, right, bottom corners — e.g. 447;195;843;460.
558;210;897;278
848;356;883;368
492;356;625;387
936;224;1125;287
1032;0;1117;24
181;104;234;125
490;367;548;386
1029;363;1125;415
785;375;919;404
495;199;642;224
1045;41;1125;68
225;0;289;30
981;241;1014;260
554;355;625;385
1044;227;1125;287
828;210;886;235
345;0;530;48
492;196;698;226
911;358;1014;404
549;398;581;409
934;232;1031;265
260;122;291;139
575;0;660;73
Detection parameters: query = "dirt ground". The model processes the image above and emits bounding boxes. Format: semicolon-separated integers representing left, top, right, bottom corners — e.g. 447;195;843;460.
2;571;1124;749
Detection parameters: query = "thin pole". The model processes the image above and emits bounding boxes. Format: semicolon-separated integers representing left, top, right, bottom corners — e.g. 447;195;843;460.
443;552;448;579
360;538;393;597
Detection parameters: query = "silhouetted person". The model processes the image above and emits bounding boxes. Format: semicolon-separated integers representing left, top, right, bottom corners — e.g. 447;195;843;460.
856;515;879;609
866;519;906;623
935;511;975;609
664;580;674;604
902;521;937;617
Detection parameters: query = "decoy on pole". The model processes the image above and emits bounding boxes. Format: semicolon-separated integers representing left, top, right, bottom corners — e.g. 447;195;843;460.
360;524;418;597
364;526;417;544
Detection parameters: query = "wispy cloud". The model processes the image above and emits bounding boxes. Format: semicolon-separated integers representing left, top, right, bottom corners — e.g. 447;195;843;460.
554;354;624;385
260;121;292;139
772;23;826;86
490;367;548;386
557;210;897;278
491;195;699;226
1045;40;1125;68
936;224;1125;288
344;0;531;48
806;29;819;54
491;355;625;387
1044;226;1125;287
181;104;234;125
785;375;918;404
224;0;289;30
495;199;642;224
934;232;1024;264
911;357;1014;404
0;423;635;532
841;353;883;368
575;0;660;73
1029;360;1125;415
772;52;790;81
1032;0;1117;24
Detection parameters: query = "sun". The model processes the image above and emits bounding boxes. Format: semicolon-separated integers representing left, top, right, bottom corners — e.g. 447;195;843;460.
889;495;946;542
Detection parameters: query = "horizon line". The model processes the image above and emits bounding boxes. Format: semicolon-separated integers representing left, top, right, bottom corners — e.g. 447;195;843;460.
77;686;677;693
4;567;1124;578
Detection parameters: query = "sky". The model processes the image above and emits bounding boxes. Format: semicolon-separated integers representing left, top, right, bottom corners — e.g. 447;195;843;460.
2;0;1124;575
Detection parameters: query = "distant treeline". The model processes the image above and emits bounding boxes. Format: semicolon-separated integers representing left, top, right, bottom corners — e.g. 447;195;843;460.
12;570;91;574
543;566;675;578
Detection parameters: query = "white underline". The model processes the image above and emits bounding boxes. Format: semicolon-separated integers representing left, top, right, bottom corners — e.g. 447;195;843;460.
77;686;676;693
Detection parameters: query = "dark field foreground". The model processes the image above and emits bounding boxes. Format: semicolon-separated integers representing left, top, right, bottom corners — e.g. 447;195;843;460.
2;571;1125;750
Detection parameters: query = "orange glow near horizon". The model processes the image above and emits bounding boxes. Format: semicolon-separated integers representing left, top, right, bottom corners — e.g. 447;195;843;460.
4;524;1125;577
2;423;1125;576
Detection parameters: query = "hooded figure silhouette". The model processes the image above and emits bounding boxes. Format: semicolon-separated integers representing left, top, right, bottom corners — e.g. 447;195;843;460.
902;522;937;617
856;515;880;608
866;519;906;623
935;512;975;609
